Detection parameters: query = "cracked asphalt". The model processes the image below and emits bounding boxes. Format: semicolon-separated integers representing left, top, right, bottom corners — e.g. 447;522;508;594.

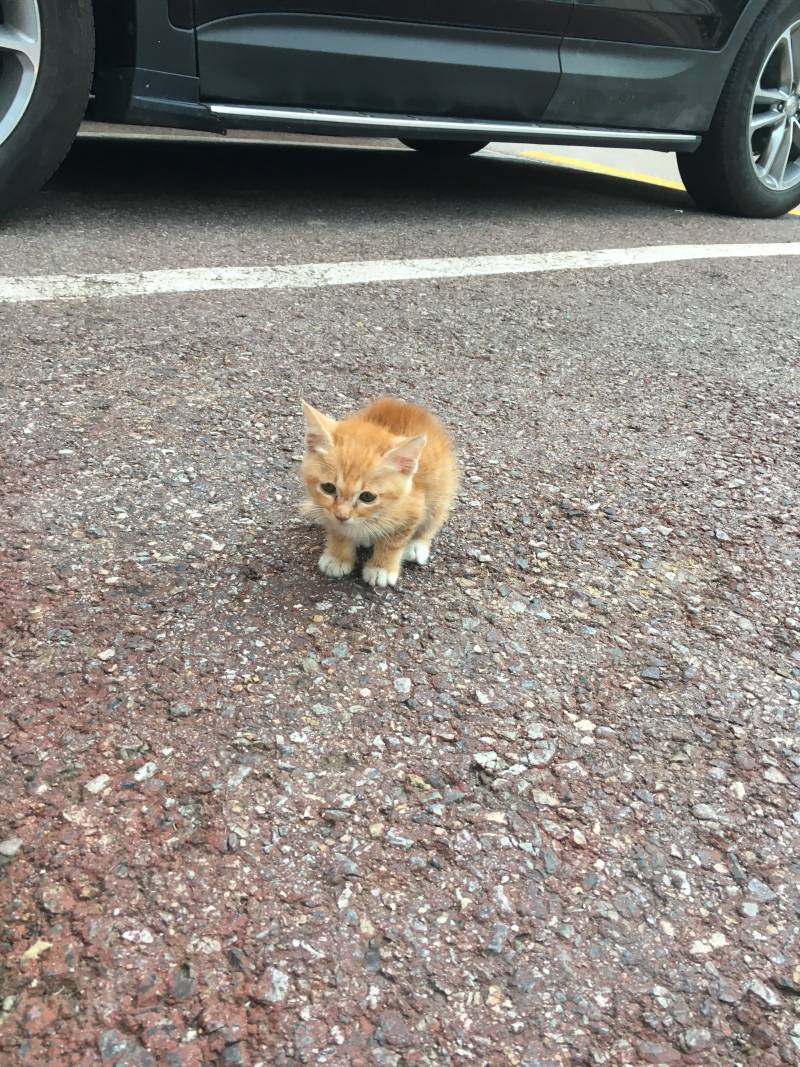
1;131;799;1067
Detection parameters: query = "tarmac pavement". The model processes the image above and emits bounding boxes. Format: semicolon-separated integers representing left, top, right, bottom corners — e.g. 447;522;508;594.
1;129;799;1066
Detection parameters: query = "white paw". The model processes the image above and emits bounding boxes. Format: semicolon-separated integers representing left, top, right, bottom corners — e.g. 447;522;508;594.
403;540;430;565
363;564;399;588
318;551;353;578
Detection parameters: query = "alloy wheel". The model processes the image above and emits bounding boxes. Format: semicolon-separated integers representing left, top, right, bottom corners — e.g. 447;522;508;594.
0;0;41;149
749;18;800;191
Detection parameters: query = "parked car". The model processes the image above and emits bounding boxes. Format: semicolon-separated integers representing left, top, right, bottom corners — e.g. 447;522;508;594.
1;0;799;218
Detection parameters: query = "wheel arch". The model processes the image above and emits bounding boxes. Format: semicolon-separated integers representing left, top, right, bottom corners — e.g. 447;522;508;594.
89;0;206;125
91;0;136;72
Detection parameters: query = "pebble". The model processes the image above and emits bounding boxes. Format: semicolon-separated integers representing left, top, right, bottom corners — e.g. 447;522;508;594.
493;885;514;914
680;1027;713;1053
169;702;192;719
97;648;115;661
483;811;508;825
227;765;252;789
772;975;800;996
747;878;777;902
386;829;413;849
474;751;502;772
21;939;52;961
117;737;146;759
739;901;759;918
377;1010;413;1049
133;762;158;782
692;803;719;821
526;739;556;766
84;774;111;794
637;1040;682;1064
122;928;154;944
393;677;412;697
689;932;727;954
746;979;781;1009
575;719;596;733
97;1030;150;1063
259;967;290;1004
763;766;789;785
475;689;491;705
189;936;222;954
172;971;195;999
486;923;510;954
716;979;741;1004
727;852;747;884
0;837;23;857
641;666;662;682
542;848;559;874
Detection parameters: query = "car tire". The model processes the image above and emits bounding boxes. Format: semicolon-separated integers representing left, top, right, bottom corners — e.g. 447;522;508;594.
678;0;800;217
400;139;489;157
0;0;94;218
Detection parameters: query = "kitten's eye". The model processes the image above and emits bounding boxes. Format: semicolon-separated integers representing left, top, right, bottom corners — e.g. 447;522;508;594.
359;491;376;503
320;482;336;495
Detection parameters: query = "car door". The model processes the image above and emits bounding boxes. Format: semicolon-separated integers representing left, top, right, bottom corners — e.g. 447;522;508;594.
193;1;573;122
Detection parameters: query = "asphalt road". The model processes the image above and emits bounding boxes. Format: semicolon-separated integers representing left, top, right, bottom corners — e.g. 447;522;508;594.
1;131;799;1067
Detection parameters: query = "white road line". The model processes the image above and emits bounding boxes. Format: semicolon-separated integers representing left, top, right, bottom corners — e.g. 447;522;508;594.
1;243;798;304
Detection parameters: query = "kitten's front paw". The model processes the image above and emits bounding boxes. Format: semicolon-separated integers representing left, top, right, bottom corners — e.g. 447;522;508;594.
319;551;353;578
363;564;399;588
403;540;430;565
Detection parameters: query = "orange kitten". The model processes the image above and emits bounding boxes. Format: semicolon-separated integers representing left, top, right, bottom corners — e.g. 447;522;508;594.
300;397;458;588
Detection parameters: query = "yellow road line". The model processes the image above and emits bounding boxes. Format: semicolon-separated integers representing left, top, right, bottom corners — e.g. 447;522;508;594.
519;148;800;217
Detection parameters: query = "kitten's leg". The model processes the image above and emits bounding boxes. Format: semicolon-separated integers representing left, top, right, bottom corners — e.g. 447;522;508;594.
402;535;432;566
363;535;409;588
319;530;356;578
403;500;451;566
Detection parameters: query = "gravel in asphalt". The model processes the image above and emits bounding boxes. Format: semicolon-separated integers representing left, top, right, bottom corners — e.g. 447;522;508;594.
1;135;799;1066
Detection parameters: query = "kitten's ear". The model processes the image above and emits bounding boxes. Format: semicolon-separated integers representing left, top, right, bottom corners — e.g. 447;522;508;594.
302;400;336;453
382;433;427;477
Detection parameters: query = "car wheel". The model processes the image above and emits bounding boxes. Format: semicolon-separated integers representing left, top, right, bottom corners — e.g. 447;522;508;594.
678;0;800;217
400;139;489;156
0;0;93;217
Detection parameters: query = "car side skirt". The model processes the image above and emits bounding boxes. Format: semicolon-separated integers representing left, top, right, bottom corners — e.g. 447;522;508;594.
207;102;701;150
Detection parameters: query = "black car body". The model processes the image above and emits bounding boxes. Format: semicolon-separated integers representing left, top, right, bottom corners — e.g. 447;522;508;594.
1;0;800;216
94;0;759;147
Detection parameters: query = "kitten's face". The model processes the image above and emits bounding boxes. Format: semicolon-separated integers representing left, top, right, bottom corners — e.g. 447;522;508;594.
303;453;396;531
300;402;425;538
